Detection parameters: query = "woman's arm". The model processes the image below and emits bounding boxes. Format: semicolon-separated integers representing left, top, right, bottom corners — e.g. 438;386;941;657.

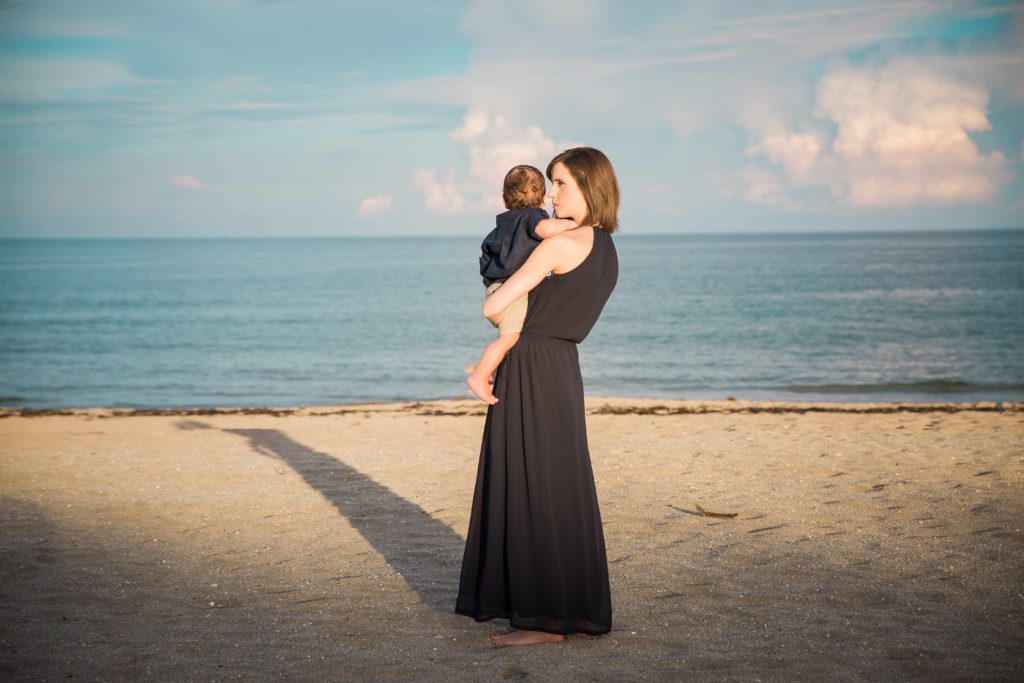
533;217;578;239
483;238;568;324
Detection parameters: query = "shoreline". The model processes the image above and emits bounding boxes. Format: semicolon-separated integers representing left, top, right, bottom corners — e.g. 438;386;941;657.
2;395;1022;419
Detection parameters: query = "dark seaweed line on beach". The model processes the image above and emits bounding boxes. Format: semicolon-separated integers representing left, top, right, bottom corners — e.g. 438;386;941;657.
587;403;1024;416
1;400;1022;419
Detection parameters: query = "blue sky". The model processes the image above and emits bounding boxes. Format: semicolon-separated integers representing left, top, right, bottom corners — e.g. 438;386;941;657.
1;0;1022;237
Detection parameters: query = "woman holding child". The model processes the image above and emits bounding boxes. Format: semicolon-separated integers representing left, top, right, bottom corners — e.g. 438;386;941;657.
455;147;620;647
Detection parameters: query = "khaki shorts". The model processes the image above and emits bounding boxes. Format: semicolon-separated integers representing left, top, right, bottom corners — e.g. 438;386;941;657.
485;282;528;335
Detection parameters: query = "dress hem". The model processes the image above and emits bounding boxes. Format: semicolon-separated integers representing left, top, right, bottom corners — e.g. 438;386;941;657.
453;606;612;637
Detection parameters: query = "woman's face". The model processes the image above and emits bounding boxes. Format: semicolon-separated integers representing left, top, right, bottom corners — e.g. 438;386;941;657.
547;162;589;224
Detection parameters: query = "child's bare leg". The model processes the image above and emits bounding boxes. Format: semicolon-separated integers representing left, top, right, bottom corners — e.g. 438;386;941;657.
467;333;520;405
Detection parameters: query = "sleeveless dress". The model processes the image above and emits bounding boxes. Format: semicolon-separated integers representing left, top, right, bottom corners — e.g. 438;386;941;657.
455;226;618;635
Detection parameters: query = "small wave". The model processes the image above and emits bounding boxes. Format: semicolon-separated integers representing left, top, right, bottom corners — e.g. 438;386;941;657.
782;380;1024;394
0;395;37;403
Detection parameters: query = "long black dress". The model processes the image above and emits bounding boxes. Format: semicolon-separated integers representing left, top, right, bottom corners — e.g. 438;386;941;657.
455;226;618;636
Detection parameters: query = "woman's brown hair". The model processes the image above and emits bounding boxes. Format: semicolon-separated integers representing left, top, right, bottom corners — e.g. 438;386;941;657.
546;147;620;234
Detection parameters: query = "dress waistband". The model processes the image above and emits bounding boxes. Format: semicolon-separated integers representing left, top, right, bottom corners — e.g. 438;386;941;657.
519;332;577;344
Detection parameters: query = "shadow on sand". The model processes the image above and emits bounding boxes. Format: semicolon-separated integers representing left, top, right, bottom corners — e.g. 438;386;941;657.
179;421;465;613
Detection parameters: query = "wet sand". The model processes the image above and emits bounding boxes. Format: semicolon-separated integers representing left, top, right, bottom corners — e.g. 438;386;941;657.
1;398;1022;681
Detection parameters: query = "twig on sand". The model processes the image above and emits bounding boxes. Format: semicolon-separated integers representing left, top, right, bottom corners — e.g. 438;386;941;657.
695;503;738;519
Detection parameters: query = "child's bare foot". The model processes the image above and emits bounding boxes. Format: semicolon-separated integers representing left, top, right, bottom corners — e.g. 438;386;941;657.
489;629;565;647
467;375;498;405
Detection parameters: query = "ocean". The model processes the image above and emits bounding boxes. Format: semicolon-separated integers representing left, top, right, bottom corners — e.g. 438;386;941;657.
1;229;1022;408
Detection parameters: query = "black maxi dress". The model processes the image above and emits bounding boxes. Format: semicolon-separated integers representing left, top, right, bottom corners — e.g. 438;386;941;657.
455;226;618;635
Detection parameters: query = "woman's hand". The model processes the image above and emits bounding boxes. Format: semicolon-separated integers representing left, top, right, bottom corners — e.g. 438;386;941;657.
483;237;570;324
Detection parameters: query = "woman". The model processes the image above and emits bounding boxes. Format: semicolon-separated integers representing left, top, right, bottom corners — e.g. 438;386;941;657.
454;147;620;647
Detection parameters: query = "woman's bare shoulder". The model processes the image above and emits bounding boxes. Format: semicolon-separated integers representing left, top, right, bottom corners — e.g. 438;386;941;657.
548;226;594;248
546;227;595;273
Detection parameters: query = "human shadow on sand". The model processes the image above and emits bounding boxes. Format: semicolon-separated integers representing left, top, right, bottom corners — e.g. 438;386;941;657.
193;424;464;613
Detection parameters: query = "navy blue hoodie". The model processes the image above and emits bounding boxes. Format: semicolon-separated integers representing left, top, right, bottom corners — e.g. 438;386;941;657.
479;207;548;287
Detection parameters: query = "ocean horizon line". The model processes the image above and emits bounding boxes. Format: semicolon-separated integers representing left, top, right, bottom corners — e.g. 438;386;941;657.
2;226;1022;241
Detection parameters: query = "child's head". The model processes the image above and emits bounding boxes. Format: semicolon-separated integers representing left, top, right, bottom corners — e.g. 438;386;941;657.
502;165;546;210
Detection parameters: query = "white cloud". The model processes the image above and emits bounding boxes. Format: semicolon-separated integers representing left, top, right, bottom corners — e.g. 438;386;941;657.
0;58;163;103
169;175;204;190
413;109;580;214
396;0;945;132
356;194;393;217
398;1;976;217
746;132;822;183
412;169;469;214
739;166;785;206
450;108;490;142
741;57;1012;207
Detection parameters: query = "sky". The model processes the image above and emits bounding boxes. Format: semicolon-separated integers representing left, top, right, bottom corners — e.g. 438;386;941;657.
1;0;1022;237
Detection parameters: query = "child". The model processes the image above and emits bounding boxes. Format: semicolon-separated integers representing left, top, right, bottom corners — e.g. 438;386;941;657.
467;165;578;405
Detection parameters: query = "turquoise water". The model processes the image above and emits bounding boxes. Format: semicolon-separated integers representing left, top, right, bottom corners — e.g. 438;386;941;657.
1;229;1022;407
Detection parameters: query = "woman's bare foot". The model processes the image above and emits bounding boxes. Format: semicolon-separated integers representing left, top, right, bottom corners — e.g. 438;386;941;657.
489;629;565;647
467;374;498;405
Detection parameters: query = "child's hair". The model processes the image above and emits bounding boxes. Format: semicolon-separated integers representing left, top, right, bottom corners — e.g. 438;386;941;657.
546;147;620;234
502;165;546;210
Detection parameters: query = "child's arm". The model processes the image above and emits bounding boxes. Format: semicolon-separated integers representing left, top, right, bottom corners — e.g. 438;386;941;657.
533;217;578;239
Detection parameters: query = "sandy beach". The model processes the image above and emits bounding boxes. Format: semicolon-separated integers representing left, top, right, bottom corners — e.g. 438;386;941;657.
1;398;1022;681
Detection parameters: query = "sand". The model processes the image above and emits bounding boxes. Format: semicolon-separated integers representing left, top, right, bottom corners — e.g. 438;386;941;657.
1;398;1022;681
